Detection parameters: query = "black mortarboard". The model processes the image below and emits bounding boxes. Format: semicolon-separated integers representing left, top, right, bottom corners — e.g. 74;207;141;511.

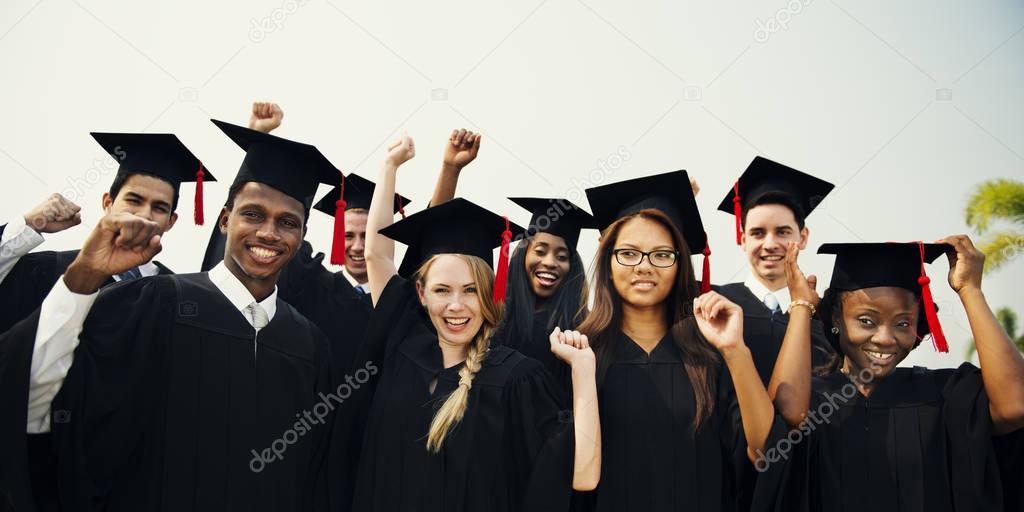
91;132;216;225
585;170;712;293
312;173;411;266
818;242;951;352
212;119;340;210
508;197;595;250
379;198;526;302
717;156;834;244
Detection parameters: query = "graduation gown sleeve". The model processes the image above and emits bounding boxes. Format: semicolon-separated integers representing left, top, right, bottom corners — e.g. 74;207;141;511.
0;310;43;512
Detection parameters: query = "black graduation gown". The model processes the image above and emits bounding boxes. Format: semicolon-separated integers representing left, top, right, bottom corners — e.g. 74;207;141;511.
0;312;40;512
771;364;1006;512
585;331;789;512
46;272;333;511
715;283;833;384
350;275;575;512
493;309;573;400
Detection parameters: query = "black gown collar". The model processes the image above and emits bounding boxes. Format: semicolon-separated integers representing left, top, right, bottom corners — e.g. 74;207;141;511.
612;330;682;364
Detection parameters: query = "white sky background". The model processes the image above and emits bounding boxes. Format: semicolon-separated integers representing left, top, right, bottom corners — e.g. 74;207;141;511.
1;0;1022;369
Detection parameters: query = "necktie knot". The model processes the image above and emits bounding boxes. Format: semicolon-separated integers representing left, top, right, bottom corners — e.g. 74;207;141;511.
247;302;270;329
117;267;143;282
763;293;780;313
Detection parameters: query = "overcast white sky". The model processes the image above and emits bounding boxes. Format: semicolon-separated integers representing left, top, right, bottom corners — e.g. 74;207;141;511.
1;0;1022;368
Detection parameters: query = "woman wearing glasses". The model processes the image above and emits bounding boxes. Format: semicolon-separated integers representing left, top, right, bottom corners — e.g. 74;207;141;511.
571;171;812;512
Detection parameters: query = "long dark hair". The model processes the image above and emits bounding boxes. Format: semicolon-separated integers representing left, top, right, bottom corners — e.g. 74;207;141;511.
494;236;589;348
577;208;721;430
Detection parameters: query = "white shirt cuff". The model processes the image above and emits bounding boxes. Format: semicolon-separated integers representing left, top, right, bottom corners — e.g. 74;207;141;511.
1;216;44;258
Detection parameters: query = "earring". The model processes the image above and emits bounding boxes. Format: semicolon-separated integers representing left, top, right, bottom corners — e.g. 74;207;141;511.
830;327;840;334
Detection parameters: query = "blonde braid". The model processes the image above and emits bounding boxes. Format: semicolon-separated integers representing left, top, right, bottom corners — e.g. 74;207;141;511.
425;334;491;452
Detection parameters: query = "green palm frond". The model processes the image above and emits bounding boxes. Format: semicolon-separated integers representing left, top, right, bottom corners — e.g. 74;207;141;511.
965;308;1023;359
964;179;1024;234
977;231;1024;273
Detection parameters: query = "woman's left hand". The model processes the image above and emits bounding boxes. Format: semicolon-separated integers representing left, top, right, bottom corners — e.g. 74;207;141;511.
693;291;745;353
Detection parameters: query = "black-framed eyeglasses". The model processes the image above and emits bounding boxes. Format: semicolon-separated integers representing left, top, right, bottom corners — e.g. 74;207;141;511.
612;248;679;268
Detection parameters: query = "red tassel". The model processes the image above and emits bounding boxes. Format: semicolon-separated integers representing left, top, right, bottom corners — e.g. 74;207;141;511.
193;163;205;225
917;242;948;353
732;181;742;245
330;176;347;266
493;216;513;303
397;195;406;220
700;242;712;295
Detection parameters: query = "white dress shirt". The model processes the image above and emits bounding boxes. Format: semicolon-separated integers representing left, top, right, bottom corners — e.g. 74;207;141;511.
0;216;45;285
743;273;792;313
27;262;277;433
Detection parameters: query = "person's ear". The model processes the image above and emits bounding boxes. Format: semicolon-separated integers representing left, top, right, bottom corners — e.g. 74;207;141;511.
164;212;179;232
101;192;114;213
218;207;230;235
798;226;810;250
415;280;427;306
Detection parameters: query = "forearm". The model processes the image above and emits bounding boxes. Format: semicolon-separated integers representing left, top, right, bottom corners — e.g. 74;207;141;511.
964;287;1024;433
28;276;97;433
0;217;44;285
570;360;601;491
722;345;775;462
429;164;462;207
767;308;812;428
365;162;400;301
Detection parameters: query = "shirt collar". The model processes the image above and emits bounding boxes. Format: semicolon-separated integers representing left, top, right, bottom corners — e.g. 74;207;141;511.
207;262;278;322
744;273;791;312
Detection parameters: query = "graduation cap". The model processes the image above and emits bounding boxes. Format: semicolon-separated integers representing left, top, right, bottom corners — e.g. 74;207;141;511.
818;242;951;352
212;119;340;209
585;170;712;294
379;198;526;302
507;197;595;250
312;173;411;266
717;156;835;245
91;132;216;225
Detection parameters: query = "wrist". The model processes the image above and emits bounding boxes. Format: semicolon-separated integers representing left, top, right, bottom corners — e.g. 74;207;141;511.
570;354;596;374
441;162;463;174
719;343;751;362
23;215;41;234
957;285;985;303
64;260;109;294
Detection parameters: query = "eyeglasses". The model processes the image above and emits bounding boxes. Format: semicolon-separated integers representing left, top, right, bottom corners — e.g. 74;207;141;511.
612;248;679;268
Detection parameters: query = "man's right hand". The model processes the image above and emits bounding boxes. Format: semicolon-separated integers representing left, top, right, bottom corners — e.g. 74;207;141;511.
64;212;163;294
24;193;82;234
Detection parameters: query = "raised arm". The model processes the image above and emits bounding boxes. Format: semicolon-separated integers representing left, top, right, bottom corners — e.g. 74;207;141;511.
248;101;284;134
937;234;1024;435
429;128;481;206
766;242;815;428
365;135;415;304
549;327;601;490
1;194;81;284
694;292;777;462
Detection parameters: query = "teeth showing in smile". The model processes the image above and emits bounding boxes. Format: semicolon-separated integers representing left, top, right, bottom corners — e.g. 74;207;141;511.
249;246;281;259
761;255;783;262
865;350;894;361
633;281;655;289
349;255;365;262
535;271;558;285
444;318;469;326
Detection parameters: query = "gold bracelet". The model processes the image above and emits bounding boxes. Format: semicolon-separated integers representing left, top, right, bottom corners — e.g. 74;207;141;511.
787;300;816;316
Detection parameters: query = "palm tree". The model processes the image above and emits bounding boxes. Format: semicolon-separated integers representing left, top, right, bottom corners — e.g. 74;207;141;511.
964;179;1024;273
966;307;1024;359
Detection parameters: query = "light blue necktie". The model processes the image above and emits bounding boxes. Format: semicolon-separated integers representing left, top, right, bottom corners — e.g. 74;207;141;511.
117;267;143;282
764;293;781;314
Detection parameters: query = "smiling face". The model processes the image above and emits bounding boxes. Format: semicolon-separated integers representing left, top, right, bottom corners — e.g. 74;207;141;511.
344;210;368;283
524;232;572;299
220;182;305;294
103;173;179;232
610;216;678;308
417;254;486;349
742;203;808;289
836;287;920;381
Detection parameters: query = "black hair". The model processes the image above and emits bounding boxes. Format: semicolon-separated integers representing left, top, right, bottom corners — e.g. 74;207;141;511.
493;237;588;348
109;171;180;211
740;191;806;231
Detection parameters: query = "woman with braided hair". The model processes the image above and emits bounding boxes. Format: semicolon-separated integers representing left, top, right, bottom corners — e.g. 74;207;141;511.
347;135;601;512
